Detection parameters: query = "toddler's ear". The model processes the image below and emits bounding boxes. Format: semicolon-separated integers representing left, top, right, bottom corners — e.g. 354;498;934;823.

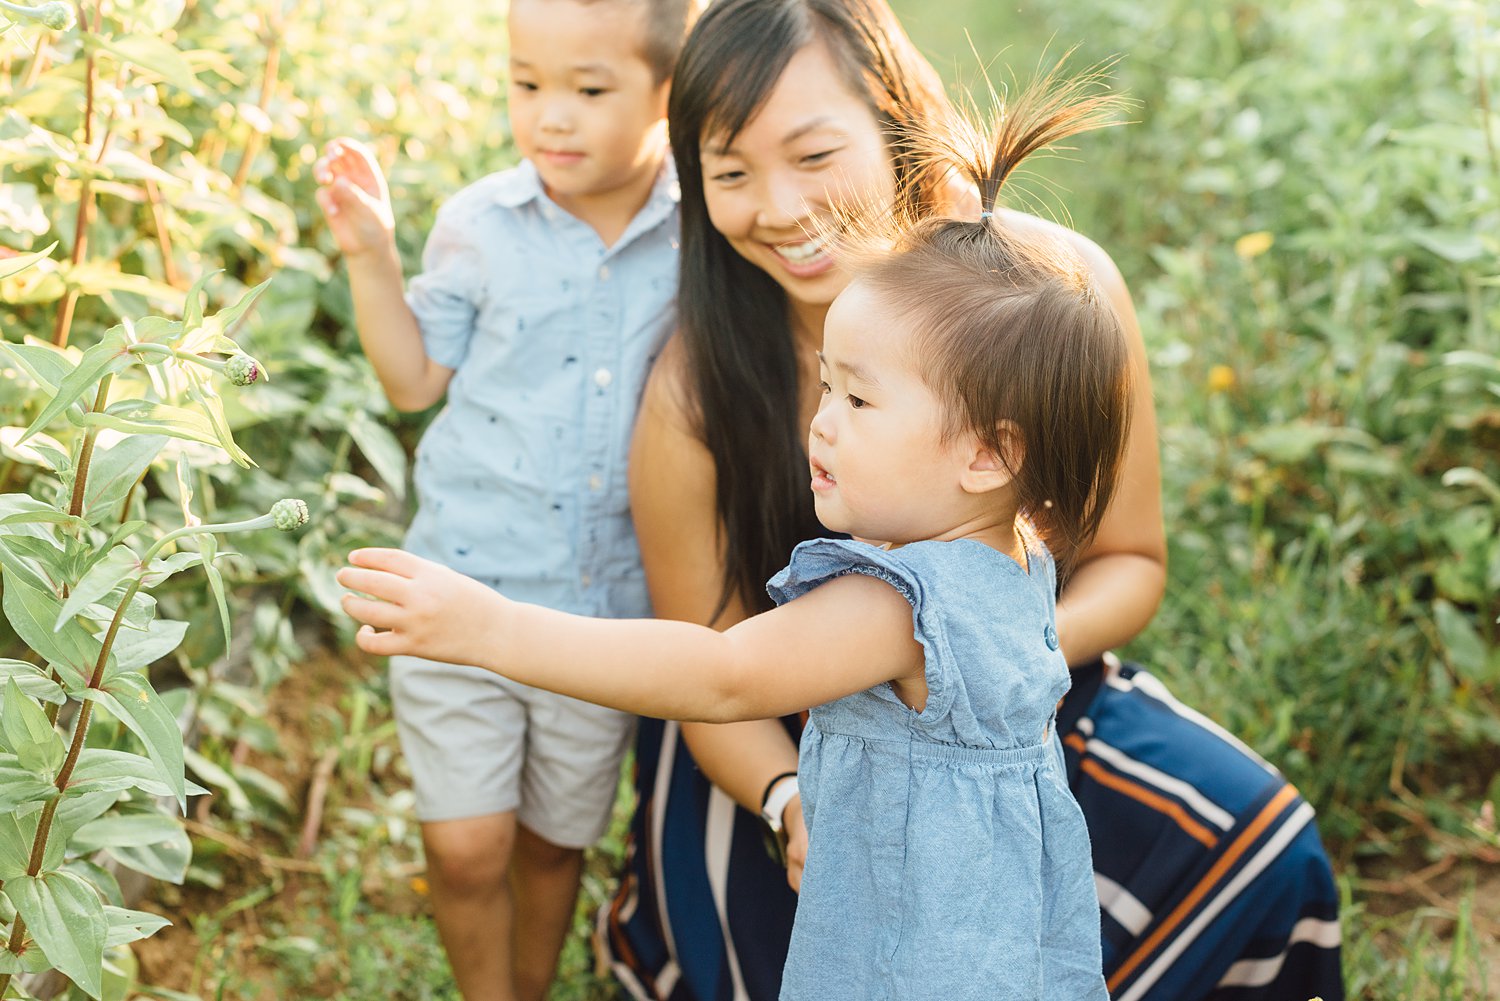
959;422;1023;495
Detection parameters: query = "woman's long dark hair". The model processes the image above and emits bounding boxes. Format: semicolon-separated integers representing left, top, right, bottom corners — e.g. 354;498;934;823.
668;0;952;614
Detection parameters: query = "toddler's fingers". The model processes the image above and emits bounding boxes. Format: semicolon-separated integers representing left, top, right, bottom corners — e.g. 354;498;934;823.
336;565;407;601
347;547;423;577
341;592;404;630
315;185;338;217
355;624;406;658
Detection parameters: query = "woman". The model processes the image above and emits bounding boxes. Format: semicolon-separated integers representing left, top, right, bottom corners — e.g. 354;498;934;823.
600;2;1344;999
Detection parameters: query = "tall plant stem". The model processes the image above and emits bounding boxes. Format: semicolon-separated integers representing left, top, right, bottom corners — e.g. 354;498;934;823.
66;375;113;519
51;2;103;349
231;11;282;193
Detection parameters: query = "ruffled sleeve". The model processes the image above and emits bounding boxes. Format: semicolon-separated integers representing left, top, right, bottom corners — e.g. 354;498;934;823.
766;538;955;722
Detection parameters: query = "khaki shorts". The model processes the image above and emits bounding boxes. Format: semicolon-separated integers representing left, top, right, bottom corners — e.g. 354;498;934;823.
389;654;634;848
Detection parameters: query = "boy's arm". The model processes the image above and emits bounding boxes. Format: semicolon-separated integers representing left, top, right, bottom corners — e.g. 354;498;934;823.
337;548;925;723
315;139;454;412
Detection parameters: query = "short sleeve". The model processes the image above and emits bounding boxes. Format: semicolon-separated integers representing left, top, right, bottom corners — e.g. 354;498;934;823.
766;538;955;721
405;202;484;370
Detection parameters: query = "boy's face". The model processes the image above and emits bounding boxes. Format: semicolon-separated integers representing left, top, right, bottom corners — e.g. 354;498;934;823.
508;0;670;209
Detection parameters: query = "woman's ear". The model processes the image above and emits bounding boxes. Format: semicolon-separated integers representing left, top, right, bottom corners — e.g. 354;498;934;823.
958;421;1023;495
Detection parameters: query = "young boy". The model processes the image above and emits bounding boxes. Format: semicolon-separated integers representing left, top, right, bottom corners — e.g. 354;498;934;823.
314;1;701;998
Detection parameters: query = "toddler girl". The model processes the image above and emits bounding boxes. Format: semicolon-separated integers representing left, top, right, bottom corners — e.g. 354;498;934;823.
339;76;1129;1001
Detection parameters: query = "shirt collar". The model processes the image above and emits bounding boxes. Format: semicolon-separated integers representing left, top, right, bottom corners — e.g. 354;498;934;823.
494;154;681;218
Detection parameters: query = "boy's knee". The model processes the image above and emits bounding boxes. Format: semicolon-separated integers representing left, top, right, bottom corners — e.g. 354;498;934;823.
422;817;516;892
514;824;584;873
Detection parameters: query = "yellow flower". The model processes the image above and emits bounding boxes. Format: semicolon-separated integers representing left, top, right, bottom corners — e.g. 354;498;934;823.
410;876;430;896
1234;231;1274;259
1207;365;1236;394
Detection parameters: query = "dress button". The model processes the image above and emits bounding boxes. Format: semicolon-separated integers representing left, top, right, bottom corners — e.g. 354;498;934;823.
593;368;613;388
1044;624;1060;651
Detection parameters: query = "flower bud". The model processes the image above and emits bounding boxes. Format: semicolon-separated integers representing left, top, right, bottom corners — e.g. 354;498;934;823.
224;353;261;386
36;2;75;30
271;498;309;532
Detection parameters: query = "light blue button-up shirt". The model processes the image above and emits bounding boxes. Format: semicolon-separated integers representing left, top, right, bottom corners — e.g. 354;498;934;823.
402;158;679;617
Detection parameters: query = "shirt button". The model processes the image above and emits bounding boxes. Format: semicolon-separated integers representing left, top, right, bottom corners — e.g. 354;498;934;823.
598;265;611;281
589;474;603;491
1044;624;1060;651
581;572;592;588
593;367;613;388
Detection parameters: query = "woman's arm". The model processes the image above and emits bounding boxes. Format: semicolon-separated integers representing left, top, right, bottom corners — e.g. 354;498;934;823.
628;343;813;882
1052;231;1167;664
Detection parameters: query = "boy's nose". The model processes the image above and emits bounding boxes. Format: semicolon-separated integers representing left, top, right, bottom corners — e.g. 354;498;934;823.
539;103;573;134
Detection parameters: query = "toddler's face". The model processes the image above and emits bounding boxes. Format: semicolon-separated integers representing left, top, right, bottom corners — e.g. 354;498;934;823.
808;281;981;545
508;0;670;212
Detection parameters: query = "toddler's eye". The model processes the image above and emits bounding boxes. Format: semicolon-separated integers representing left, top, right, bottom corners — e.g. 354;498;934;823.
847;395;866;409
818;381;831;395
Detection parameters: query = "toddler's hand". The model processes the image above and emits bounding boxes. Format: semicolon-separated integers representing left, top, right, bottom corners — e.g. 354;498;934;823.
314;138;396;259
338;548;501;666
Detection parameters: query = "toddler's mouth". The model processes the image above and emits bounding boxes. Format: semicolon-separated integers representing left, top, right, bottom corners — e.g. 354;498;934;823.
810;457;837;490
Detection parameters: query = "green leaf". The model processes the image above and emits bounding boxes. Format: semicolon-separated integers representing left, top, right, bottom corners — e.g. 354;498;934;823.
1410;229;1489;264
180;271;218;333
81;435;167;519
9;870;108;999
1434;600;1494;683
85;674;185;810
88;33;201;93
0;753;59;819
0;241;57;280
78;400;223;451
96;819;191;885
103;906;170;948
0;536;66;599
184;382;253;467
0;339;70;394
0;933;53;974
0;659;66;705
183;747;250;814
199;534;231;649
55;547;143;630
1;569;105;691
69;749;207;800
349;410;407;501
19;327;132;444
109;617;187;673
198;278;272;350
1;678;65;776
73;813;186;853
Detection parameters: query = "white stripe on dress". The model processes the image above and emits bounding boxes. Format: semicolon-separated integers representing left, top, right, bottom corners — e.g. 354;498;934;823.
650;721;683;997
705;786;752;1001
1096;871;1154;936
1104;661;1279;778
1117;801;1315;1001
1215;916;1342;988
1079;734;1237;831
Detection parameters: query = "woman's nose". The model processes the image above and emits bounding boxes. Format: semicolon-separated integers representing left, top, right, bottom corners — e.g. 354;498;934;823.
754;174;812;231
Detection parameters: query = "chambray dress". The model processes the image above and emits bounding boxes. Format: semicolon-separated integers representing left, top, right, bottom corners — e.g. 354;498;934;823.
765;535;1107;1001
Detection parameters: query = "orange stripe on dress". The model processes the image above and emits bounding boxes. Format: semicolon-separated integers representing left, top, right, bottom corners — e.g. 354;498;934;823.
1078;758;1219;850
1106;783;1300;992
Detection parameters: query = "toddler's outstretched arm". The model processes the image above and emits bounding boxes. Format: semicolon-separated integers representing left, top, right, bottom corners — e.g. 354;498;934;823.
314;139;453;411
338;548;925;723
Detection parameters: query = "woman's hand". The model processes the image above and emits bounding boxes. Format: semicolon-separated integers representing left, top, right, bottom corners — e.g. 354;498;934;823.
338;548;503;664
783;795;808;893
314;138;397;260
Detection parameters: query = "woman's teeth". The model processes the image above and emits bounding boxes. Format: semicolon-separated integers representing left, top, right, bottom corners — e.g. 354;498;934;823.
774;239;827;263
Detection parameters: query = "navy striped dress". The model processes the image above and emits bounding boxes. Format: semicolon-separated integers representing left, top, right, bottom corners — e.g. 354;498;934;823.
599;656;1344;1001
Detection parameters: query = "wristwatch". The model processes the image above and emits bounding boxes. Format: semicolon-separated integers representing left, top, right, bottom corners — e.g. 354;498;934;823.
759;771;799;867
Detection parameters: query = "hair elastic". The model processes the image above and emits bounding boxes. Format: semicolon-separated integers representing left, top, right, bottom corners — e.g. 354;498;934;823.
979;210;994;221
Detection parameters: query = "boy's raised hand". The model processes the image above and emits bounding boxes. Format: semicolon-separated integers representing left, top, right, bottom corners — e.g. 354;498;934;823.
314;138;396;259
338;548;502;665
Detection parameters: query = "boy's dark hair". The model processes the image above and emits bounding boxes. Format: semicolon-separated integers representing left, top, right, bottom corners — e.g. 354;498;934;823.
669;0;954;616
576;0;705;83
858;66;1134;571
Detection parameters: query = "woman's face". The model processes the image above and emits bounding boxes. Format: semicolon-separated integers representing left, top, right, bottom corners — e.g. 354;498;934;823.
699;40;897;310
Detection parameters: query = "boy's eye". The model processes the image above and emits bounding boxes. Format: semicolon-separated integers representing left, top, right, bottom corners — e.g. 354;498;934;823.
847;394;866;409
580;87;608;97
513;81;538;92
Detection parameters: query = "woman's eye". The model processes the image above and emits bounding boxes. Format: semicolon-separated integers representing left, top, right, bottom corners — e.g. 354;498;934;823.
847;395;866;409
802;150;835;165
710;170;746;184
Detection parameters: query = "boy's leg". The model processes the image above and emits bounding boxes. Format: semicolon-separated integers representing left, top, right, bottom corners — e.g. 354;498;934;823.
510;824;586;1001
510;686;637;1001
422;812;521;1001
390;655;532;1001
